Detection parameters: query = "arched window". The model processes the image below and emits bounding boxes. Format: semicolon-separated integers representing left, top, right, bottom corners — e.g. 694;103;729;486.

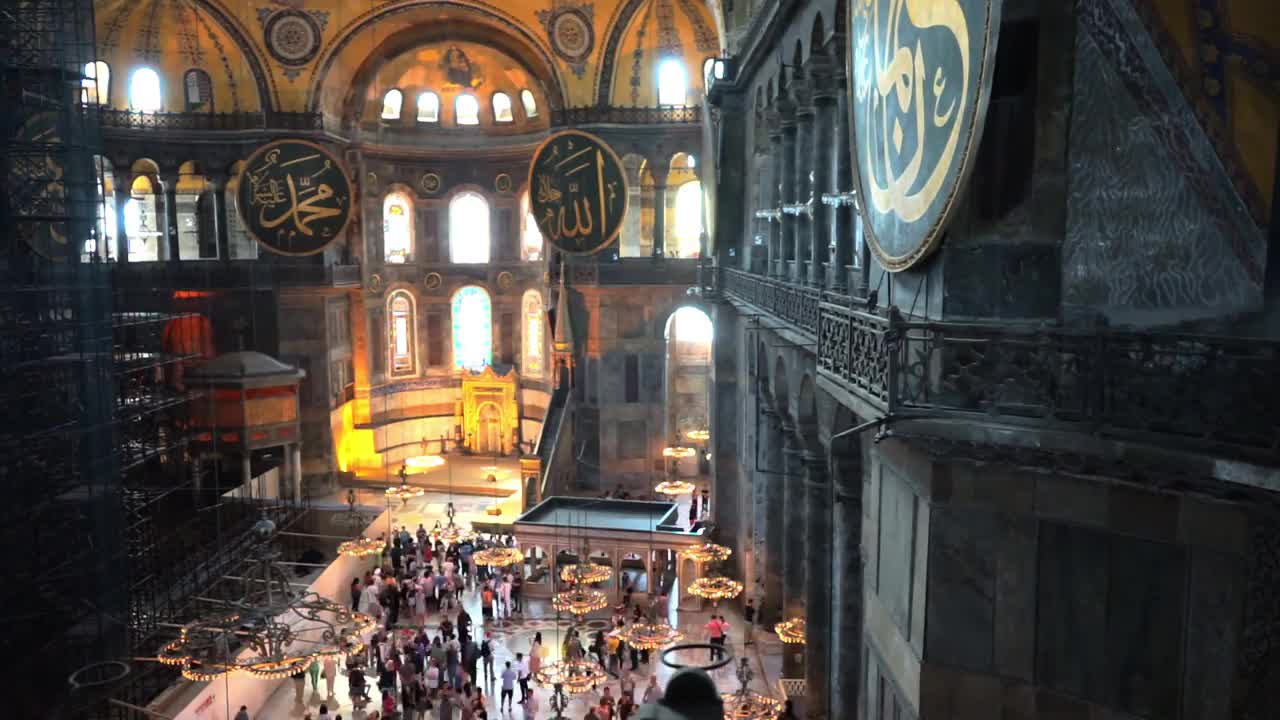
520;89;538;118
184;69;212;111
417;91;439;123
129;67;162;112
520;191;543;262
657;59;687;106
455;94;480;125
673;181;703;258
383;192;413;263
521;289;544;379
449;191;490;264
451;286;492;371
387;290;417;377
703;58;716;88
82;61;109;105
125;175;162;261
492;93;514;123
381;89;403;120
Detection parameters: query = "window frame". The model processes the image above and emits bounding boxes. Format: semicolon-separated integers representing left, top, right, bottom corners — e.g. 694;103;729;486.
657;58;688;106
416;90;440;123
129;66;163;112
521;289;544;379
387;289;419;378
492;92;514;123
382;190;415;264
520;89;538;118
82;61;110;105
455;93;480;126
451;285;493;372
448;190;491;264
381;88;404;120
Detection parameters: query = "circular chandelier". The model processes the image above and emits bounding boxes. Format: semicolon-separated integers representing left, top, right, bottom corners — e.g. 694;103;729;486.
157;517;377;682
662;445;697;459
688;575;743;601
337;536;383;558
654;479;696;495
722;658;783;720
535;659;607;694
559;562;612;585
679;542;732;563
774;617;806;644
385;483;425;502
429;501;476;544
620;622;684;651
404;454;445;471
686;429;710;441
473;547;525;567
551;587;609;616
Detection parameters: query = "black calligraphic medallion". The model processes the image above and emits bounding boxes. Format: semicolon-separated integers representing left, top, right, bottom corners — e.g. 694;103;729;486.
848;0;1001;271
236;139;354;256
527;130;628;255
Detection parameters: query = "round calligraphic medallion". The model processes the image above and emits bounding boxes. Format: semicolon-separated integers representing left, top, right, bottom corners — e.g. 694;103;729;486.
847;0;1001;271
527;130;628;255
236;139;354;256
264;10;322;66
550;9;594;63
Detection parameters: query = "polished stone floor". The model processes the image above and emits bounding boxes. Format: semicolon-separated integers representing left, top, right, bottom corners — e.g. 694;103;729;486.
257;578;782;718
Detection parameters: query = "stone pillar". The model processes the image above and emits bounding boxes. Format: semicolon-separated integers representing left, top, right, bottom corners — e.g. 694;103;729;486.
803;448;831;718
208;172;230;261
161;170;180;261
652;178;668;258
809;57;837;290
292;444;304;502
241;453;253;496
767;114;785;277
759;404;785;624
778;98;797;276
793;83;815;285
781;428;806;679
830;447;863;715
114;186;131;263
831;60;855;294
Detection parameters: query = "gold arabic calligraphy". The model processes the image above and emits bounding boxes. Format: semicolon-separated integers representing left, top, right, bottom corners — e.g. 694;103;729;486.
854;0;969;223
248;148;347;240
533;136;621;250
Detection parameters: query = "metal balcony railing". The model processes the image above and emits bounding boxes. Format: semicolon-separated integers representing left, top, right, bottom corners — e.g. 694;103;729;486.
97;108;323;132
720;267;1280;462
551;105;702;126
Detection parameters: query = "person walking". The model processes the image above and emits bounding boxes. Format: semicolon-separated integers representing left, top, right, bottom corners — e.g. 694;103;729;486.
515;652;531;703
522;688;540;719
292;666;307;705
234;706;250;720
742;599;756;646
529;632;544;678
351;578;363;610
309;656;322;692
323;653;339;697
480;635;494;685
641;675;660;704
705;616;726;661
499;661;517;713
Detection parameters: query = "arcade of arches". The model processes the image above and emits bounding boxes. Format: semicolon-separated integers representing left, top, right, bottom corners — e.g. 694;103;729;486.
20;0;1279;718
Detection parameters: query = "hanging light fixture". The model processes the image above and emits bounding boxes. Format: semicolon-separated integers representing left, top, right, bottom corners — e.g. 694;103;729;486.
156;515;376;682
559;561;612;585
385;483;425;502
685;429;710;441
535;658;607;694
404;454;445;471
619;621;684;651
551;586;609;617
721;658;783;720
678;542;732;563
430;501;476;544
654;479;696;495
473;546;525;567
337;489;382;558
687;575;744;602
774;617;806;644
661;445;697;458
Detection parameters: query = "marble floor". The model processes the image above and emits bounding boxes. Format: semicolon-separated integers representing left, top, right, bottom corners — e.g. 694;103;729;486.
256;579;783;719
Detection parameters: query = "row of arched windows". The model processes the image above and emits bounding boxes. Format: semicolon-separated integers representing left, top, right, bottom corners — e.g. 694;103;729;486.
386;287;545;380
381;88;538;125
80;62;213;112
382;190;542;264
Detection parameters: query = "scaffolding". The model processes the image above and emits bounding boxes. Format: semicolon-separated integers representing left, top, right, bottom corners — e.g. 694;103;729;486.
2;2;309;716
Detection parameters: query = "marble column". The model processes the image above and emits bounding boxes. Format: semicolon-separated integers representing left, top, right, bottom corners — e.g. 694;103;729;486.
758;403;785;624
292;444;303;502
207;172;230;261
113;186;130;262
793;84;815;285
161;170;180;261
809;57;836;290
766;113;784;277
831;448;864;716
831;61;855;294
241;454;253;496
652;179;667;258
781;428;806;680
803;448;831;718
778;98;797;276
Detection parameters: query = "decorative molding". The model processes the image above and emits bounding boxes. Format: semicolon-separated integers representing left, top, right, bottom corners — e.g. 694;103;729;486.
536;1;596;78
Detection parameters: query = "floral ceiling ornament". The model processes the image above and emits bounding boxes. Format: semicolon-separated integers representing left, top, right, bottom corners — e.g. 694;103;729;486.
256;8;328;80
536;0;595;78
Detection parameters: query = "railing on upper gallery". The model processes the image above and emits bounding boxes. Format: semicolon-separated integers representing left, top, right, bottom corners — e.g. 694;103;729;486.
97;108;324;132
113;260;361;290
719;266;1280;462
550;257;701;286
551;105;702;126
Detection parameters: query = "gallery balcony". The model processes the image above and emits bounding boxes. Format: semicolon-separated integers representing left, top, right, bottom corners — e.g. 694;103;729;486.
113;260;362;292
550;257;700;286
717;267;1280;466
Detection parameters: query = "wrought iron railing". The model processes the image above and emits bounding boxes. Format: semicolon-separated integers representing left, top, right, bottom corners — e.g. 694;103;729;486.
551;105;702;126
721;267;1280;461
550;258;700;286
97;108;323;132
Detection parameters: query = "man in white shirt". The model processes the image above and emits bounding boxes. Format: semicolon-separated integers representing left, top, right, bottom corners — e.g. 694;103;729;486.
515;652;531;703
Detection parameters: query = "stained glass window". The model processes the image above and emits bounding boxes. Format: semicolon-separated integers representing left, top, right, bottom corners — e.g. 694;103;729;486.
522;289;543;379
388;290;416;377
383;192;413;263
451;286;492;371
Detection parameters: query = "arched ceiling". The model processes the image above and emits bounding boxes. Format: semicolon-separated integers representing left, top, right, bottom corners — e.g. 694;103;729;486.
92;0;271;112
93;0;723;119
